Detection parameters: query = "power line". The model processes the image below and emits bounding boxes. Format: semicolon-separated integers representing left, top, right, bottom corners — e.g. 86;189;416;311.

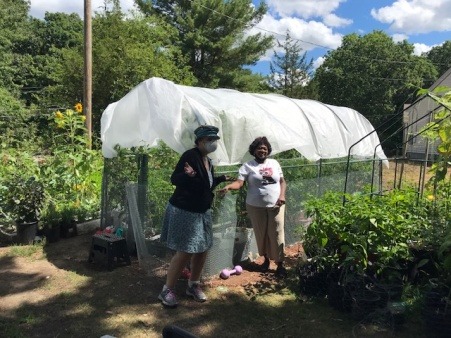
187;0;449;67
193;0;333;50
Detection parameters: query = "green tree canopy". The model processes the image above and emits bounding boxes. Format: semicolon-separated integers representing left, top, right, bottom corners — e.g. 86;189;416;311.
0;87;37;148
12;13;85;106
269;30;314;98
43;6;195;136
426;41;451;77
136;0;273;90
314;31;437;152
0;0;31;94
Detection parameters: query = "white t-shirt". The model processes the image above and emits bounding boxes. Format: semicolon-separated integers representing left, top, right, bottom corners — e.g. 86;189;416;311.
237;158;284;208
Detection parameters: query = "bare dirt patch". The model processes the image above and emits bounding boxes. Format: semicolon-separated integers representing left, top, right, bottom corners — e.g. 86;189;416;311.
381;159;433;190
0;232;426;338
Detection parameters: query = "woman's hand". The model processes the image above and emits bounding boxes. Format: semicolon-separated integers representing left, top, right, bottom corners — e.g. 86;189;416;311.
217;186;230;197
184;162;197;177
275;198;285;207
218;179;243;197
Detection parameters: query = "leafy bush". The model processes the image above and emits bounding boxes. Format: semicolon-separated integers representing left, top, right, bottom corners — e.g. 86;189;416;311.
3;176;45;223
0;88;39;150
303;189;431;281
0;149;42;222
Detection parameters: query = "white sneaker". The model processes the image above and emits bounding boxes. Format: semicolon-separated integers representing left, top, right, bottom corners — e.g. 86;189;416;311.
186;284;207;302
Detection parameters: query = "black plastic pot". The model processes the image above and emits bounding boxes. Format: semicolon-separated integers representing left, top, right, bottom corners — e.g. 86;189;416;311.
16;221;38;244
387;301;407;326
422;291;451;337
371;282;403;307
45;225;61;243
298;263;329;296
60;220;78;238
351;289;381;321
328;280;352;312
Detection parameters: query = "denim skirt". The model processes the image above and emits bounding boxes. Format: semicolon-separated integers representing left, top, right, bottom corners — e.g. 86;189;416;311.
160;203;213;253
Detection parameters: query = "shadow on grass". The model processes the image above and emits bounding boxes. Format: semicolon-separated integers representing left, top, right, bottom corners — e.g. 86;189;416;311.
0;232;427;338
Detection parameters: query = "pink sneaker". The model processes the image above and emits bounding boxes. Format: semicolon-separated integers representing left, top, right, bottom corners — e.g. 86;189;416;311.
158;288;178;307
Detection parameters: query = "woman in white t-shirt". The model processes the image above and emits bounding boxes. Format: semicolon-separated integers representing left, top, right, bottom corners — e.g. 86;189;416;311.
220;136;287;278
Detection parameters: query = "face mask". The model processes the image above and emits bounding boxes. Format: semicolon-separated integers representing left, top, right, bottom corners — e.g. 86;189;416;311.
204;140;218;153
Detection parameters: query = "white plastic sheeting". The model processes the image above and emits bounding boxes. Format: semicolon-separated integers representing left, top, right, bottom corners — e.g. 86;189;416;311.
101;77;387;165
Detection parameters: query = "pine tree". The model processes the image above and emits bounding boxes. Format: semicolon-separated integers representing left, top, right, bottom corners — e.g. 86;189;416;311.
269;30;314;98
136;0;273;90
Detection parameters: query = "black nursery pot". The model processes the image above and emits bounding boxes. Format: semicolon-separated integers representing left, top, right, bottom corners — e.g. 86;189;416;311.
328;280;353;312
16;221;38;245
387;301;407;326
371;282;403;307
298;264;329;297
45;225;60;243
408;246;440;282
60;220;78;238
422;291;451;338
351;289;381;321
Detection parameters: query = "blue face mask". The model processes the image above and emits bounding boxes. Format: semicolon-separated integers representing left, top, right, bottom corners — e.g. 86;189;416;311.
204;140;218;153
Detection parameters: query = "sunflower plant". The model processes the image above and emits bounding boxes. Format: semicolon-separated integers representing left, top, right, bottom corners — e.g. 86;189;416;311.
41;103;102;224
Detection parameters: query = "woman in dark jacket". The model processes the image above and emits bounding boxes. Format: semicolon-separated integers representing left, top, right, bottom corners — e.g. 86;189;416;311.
158;125;230;307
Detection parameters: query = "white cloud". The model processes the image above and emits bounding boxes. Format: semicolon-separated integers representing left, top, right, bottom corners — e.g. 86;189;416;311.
267;0;347;19
249;14;343;61
357;29;366;35
249;13;343;58
412;43;434;56
29;0;136;19
391;34;435;57
371;0;451;34
392;33;408;43
323;13;352;28
313;57;325;70
29;0;79;18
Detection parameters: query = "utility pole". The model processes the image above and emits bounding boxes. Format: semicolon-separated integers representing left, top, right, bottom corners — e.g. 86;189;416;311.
84;0;92;147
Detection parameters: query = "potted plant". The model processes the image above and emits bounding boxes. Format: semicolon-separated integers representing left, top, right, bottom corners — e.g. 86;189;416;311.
4;175;45;244
41;203;61;243
422;230;451;336
59;207;78;238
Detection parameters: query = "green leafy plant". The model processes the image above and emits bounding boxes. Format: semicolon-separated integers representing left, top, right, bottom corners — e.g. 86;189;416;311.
41;202;61;229
421;88;451;240
418;87;450;190
4;175;45;223
0;149;41;221
303;189;430;283
418;87;451;290
438;231;451;281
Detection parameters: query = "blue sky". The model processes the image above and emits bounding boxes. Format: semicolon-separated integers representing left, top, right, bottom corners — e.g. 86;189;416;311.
29;0;451;75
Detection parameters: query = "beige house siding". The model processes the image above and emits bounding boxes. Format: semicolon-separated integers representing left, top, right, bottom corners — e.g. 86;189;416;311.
404;68;451;159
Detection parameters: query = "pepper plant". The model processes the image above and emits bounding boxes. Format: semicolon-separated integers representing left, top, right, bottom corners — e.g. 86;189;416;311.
303;188;430;283
419;87;451;294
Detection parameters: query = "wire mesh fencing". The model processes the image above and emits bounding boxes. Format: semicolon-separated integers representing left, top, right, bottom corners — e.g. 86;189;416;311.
102;155;385;278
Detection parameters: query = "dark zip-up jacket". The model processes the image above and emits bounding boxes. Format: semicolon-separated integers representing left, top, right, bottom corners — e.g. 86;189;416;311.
169;147;226;213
